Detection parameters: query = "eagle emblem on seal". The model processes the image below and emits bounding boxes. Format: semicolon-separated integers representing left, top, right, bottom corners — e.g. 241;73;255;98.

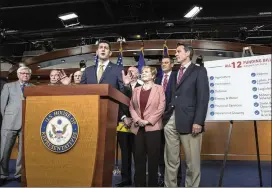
49;119;69;142
41;110;79;153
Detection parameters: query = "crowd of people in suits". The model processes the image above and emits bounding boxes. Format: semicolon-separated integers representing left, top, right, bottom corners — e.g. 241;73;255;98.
0;40;209;187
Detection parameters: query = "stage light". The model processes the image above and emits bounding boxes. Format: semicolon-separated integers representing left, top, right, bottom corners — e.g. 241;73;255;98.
184;6;203;18
195;55;204;67
79;60;86;71
95;40;100;45
238;27;248;41
58;13;78;21
58;12;80;28
43;41;54;52
19;63;26;67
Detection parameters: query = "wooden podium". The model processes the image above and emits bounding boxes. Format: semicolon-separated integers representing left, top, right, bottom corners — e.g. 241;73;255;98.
21;84;129;187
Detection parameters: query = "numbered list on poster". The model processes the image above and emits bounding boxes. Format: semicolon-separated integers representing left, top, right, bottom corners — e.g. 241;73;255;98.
204;54;271;121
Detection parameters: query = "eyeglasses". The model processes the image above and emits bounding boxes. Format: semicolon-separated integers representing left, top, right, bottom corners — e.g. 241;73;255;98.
19;72;31;76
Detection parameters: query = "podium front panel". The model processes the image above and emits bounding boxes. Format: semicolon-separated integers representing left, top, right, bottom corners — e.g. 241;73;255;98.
24;95;99;186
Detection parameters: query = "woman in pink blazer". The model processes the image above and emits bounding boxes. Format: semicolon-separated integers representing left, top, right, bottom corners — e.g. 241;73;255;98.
129;66;166;187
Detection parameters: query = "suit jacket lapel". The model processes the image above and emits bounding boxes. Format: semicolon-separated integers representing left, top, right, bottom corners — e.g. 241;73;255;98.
176;63;195;89
16;81;24;100
91;65;98;83
99;62;113;83
135;82;142;88
166;72;174;92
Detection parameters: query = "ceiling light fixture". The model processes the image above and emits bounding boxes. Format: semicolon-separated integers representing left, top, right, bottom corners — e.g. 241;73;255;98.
58;12;80;27
184;6;203;18
58;13;78;21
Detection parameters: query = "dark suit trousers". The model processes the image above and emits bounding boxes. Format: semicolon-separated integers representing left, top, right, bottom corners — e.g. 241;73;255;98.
134;127;161;187
117;132;134;182
159;129;182;185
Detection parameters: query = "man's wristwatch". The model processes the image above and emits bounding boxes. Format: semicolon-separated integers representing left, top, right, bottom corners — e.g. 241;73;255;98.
121;115;127;121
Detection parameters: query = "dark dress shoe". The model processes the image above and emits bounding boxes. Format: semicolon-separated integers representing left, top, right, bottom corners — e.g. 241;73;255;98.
158;180;165;187
14;177;22;182
115;181;132;187
0;178;8;186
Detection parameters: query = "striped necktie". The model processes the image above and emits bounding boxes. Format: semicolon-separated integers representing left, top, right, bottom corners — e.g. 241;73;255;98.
177;66;185;85
162;74;168;92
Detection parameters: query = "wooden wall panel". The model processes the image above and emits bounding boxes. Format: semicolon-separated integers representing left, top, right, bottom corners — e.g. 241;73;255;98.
12;121;271;161
23;40;271;66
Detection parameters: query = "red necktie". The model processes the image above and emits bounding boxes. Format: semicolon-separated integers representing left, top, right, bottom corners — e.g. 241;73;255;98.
177;66;185;85
162;74;168;92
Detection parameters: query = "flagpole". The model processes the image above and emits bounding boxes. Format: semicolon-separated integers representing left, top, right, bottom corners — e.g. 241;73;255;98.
141;39;144;57
119;39;123;56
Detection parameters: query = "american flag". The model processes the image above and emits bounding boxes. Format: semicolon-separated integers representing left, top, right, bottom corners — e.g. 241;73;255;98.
157;43;169;77
116;47;123;67
163;43;169;57
138;47;145;73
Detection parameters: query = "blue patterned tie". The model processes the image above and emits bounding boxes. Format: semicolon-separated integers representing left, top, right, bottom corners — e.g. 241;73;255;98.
21;84;26;93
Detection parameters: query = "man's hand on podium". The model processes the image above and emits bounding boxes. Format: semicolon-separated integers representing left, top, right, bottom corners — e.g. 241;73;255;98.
59;70;72;85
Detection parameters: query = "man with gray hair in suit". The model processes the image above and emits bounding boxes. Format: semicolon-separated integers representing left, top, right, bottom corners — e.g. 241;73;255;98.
0;66;34;186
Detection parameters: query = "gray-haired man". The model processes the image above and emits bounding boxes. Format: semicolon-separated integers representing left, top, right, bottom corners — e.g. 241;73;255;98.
0;66;34;185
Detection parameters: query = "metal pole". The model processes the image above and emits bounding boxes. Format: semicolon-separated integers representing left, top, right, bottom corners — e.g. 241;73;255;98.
253;120;263;187
218;120;233;187
115;133;119;167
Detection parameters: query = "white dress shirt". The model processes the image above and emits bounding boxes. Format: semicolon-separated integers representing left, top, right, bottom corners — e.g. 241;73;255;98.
131;79;143;90
177;61;191;79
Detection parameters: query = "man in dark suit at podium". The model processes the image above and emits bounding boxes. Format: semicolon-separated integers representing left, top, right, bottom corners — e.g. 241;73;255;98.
155;57;181;187
79;40;133;186
80;40;123;91
57;40;124;90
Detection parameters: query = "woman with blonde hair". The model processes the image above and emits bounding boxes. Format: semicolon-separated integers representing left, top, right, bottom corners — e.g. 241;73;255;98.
129;66;166;187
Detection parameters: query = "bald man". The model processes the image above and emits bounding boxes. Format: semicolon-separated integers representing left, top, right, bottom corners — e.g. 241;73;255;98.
73;71;83;84
48;69;60;85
